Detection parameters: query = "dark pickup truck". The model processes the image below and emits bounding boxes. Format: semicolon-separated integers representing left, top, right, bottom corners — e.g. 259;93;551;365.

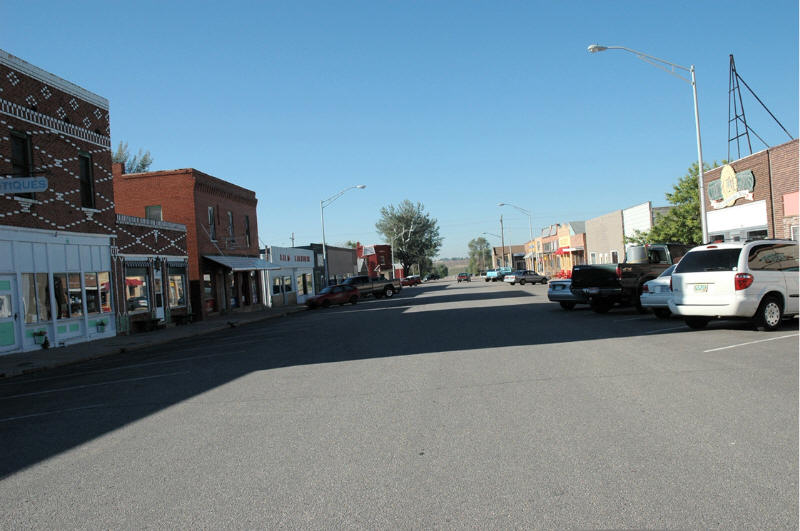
342;275;402;299
570;243;693;313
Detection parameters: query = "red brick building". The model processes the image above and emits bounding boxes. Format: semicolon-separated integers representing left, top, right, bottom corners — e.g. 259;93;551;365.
113;166;268;320
0;49;116;354
356;243;393;278
703;138;798;242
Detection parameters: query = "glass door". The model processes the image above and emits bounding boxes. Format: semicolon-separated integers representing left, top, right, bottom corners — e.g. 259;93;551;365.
0;276;20;353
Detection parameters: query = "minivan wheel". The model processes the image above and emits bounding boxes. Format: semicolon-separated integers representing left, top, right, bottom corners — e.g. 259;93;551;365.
519;279;526;286
685;317;709;329
754;295;783;331
384;287;394;298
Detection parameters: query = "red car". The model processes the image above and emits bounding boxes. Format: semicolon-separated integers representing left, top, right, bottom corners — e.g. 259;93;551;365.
306;284;359;308
400;275;421;286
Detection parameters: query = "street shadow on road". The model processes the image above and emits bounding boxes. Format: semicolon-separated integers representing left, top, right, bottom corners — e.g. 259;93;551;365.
0;281;796;479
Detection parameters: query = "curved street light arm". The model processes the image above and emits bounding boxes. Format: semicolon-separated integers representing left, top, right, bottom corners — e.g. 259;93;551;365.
590;45;692;84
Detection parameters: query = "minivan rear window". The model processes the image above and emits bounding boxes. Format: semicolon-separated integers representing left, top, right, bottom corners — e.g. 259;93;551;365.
674;249;741;273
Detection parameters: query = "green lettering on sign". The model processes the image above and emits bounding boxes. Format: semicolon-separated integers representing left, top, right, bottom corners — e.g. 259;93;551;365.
0;322;14;346
69;324;80;332
0;280;10;291
57;325;67;334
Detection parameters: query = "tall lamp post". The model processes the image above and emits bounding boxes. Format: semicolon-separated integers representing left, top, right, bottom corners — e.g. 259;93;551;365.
320;184;366;286
499;202;534;268
588;44;708;244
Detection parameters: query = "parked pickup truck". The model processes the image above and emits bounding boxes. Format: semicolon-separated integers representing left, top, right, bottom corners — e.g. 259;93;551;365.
570;243;693;313
485;267;512;282
342;275;402;299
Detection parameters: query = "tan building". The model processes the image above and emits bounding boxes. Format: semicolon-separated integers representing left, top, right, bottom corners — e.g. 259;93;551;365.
586;210;625;264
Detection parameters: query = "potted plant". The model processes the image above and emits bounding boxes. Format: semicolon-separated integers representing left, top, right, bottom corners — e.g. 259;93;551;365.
32;330;47;345
96;319;107;333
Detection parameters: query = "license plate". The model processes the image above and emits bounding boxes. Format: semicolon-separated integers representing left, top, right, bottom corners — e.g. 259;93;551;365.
693;284;708;292
554;285;564;290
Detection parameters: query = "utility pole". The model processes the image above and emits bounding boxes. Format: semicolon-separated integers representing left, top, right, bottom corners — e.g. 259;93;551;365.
290;232;295;247
500;215;507;268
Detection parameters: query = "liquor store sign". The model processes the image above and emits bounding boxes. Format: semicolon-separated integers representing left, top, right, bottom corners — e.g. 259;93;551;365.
1;177;49;195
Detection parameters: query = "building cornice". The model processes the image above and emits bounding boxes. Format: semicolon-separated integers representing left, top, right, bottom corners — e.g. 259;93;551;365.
0;49;109;110
0;97;111;149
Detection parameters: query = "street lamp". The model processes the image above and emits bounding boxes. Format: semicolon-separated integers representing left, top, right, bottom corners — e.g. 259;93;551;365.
588;44;708;243
499;202;534;269
320;184;366;286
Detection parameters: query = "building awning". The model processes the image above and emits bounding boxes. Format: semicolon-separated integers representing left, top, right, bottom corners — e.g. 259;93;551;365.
524;252;535;259
204;255;281;271
564;246;584;253
554;247;569;255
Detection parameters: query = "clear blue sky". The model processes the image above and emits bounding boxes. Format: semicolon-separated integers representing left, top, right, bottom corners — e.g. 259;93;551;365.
4;1;797;258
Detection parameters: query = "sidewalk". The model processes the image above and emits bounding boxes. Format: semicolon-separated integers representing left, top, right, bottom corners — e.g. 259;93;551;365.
0;305;307;379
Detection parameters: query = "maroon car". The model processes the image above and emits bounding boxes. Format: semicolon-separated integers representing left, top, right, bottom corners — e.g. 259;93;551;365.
306;284;359;308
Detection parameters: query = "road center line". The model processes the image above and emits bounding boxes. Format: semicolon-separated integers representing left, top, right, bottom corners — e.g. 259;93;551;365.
0;371;190;400
703;333;799;353
0;403;108;423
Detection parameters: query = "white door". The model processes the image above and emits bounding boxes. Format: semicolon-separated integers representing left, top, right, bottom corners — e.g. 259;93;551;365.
0;276;20;354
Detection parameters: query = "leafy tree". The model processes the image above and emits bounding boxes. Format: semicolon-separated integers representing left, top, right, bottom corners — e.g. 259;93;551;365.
112;141;153;173
467;237;491;274
375;200;443;276
434;264;449;278
627;161;724;245
343;240;358;248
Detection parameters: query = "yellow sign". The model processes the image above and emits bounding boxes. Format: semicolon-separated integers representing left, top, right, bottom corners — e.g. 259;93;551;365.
558;236;570;248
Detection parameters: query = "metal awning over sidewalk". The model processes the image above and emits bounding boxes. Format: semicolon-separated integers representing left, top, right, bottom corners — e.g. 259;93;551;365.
203;255;281;271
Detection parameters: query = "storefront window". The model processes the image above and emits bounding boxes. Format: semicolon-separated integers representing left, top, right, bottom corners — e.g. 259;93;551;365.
283;276;292;293
272;277;282;295
168;273;186;308
21;273;51;323
85;273;100;314
296;273;306;295
125;267;149;313
66;273;83;317
98;272;111;313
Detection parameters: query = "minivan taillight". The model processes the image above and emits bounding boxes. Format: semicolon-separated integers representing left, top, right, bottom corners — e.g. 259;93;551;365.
642;284;649;293
615;265;622;280
735;273;754;290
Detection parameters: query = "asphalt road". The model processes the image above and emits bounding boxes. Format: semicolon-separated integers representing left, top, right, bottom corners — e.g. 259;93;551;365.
1;280;797;529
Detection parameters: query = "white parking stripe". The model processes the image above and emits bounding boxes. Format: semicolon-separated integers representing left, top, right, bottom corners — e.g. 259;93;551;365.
0;371;190;400
703;334;799;353
644;326;686;334
0;403;107;423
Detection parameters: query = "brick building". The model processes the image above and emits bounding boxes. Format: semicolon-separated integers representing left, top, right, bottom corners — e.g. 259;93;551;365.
113;166;269;320
0;49;116;354
703;138;798;242
113;214;189;333
356;243;393;278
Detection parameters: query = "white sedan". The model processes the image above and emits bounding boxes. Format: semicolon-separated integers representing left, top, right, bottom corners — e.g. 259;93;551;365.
639;265;676;318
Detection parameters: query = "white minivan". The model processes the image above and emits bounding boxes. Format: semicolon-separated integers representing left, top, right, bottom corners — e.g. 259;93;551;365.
669;240;798;330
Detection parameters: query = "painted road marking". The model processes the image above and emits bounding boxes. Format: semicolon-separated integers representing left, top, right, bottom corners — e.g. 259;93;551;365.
0;403;108;423
703;333;799;353
0;371;190;400
644;326;687;334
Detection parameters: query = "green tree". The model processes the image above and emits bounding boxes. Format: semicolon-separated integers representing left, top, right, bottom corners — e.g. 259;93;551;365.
343;240;358;248
375;200;443;276
435;264;449;278
627;161;724;245
467;237;491;274
112;141;153;173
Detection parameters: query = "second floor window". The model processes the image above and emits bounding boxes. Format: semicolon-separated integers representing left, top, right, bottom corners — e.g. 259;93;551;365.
145;205;162;221
79;153;95;208
208;206;216;240
11;131;34;199
227;211;234;238
244;215;251;248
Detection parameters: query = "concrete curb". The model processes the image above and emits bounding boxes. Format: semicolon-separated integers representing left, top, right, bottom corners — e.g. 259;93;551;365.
1;306;308;380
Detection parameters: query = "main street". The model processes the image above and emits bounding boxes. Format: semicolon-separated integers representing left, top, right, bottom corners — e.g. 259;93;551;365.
1;281;797;528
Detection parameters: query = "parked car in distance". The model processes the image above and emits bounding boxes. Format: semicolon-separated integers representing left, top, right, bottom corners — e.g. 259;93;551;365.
548;278;588;310
486;267;512;282
503;270;548;286
639;264;676;318
457;272;470;282
306;284;359;308
423;273;440;281
401;275;421;286
669;240;798;330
